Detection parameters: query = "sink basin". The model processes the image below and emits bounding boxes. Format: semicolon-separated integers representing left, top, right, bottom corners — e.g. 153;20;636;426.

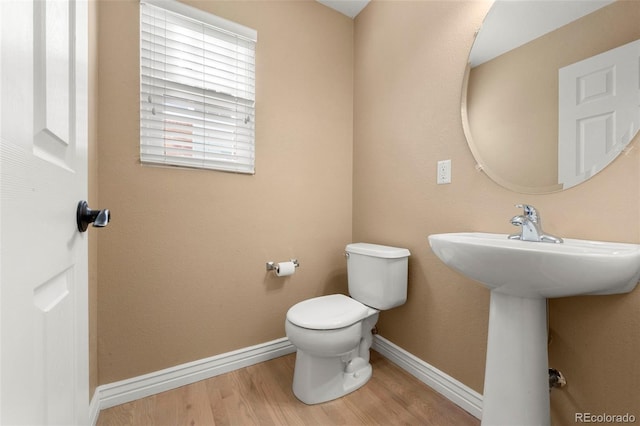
428;232;640;298
428;232;640;425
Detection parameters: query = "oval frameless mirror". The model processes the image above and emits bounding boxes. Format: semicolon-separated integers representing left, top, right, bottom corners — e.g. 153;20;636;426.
462;0;640;194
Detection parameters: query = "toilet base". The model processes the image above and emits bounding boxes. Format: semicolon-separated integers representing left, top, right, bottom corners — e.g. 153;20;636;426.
292;350;372;405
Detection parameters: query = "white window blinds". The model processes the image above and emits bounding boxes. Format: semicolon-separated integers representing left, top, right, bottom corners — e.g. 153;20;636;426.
140;0;257;174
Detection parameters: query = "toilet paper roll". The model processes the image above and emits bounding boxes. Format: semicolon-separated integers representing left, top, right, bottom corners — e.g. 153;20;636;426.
276;261;296;277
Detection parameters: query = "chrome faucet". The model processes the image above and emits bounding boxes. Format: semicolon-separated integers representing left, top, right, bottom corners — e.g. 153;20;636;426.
509;204;563;243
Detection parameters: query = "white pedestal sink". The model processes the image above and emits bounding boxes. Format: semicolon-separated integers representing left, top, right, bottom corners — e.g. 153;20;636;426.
429;232;640;426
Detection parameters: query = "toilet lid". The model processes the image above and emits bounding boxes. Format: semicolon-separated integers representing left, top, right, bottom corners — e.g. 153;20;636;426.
286;294;373;330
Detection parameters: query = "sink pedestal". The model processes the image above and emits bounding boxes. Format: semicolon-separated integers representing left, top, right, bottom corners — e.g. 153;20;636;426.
482;292;549;426
429;232;640;425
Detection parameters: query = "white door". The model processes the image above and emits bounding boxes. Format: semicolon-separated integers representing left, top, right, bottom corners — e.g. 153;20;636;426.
1;0;89;424
558;39;640;189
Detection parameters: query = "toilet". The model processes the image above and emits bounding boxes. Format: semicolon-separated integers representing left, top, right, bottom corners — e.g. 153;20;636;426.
285;243;410;404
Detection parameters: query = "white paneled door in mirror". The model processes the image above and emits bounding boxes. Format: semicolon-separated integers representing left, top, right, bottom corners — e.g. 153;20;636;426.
559;39;640;189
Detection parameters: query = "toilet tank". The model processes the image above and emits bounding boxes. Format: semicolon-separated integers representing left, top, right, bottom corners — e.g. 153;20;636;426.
345;243;410;310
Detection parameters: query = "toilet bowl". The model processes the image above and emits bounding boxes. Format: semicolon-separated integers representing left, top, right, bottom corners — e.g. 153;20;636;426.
285;294;379;404
285;243;410;405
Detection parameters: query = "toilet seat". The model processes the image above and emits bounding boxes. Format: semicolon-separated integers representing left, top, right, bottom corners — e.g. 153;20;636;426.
286;294;376;330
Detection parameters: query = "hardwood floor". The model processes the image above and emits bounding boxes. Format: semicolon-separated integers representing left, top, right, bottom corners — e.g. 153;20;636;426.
97;351;480;425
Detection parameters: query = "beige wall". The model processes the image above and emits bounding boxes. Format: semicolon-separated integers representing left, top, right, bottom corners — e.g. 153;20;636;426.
95;0;640;423
97;0;353;383
467;1;640;193
354;0;640;424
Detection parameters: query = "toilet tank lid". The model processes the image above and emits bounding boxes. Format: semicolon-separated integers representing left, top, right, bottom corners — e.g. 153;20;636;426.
287;294;375;330
346;243;410;258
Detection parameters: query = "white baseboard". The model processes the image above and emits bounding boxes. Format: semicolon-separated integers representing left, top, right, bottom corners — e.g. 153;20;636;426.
89;337;296;424
372;335;483;419
90;335;482;424
89;391;101;426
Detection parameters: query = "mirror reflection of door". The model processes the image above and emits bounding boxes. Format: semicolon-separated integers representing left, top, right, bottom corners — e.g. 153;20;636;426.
558;39;640;189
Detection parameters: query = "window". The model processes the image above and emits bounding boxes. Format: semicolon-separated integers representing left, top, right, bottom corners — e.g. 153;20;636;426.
140;0;257;174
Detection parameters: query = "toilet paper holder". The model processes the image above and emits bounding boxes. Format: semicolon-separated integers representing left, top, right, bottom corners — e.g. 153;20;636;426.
266;259;299;271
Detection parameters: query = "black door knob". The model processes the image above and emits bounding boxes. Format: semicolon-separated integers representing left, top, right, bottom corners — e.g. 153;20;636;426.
76;200;110;232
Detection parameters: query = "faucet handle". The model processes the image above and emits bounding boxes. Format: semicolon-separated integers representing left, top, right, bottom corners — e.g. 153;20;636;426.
515;204;539;222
